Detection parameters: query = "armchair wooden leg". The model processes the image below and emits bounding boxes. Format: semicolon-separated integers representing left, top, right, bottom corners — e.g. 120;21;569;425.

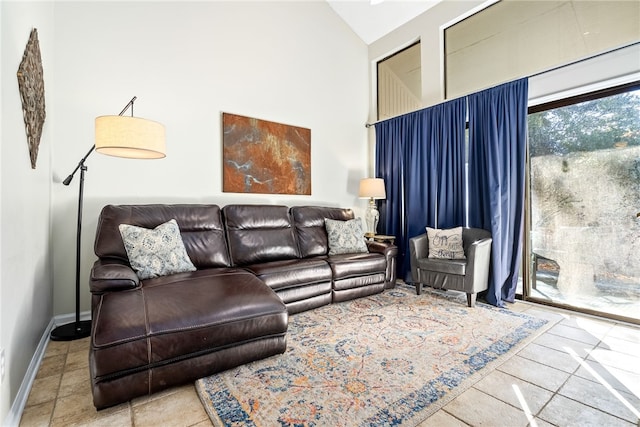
466;293;477;307
415;283;423;295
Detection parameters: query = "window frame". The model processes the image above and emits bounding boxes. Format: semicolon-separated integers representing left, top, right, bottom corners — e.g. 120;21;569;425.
521;80;640;325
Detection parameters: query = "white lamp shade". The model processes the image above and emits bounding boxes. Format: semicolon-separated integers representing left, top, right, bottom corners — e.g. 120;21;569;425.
359;178;386;199
95;115;166;159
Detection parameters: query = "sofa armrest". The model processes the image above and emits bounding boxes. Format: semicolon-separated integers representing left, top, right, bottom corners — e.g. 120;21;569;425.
366;241;398;288
90;258;140;294
366;240;389;254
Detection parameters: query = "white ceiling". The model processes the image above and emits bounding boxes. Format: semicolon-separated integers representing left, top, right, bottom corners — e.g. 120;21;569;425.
326;0;441;45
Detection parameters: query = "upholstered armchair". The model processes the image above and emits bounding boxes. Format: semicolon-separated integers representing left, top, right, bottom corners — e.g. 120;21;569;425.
409;227;492;307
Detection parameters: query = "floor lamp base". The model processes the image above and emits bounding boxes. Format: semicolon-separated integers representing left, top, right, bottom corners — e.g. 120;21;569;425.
50;320;92;341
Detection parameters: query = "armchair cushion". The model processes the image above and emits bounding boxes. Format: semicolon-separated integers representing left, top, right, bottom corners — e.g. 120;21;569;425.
416;257;466;276
426;226;465;259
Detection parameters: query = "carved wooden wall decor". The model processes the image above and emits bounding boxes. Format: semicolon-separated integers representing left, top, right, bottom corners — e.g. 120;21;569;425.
17;28;46;169
222;113;311;195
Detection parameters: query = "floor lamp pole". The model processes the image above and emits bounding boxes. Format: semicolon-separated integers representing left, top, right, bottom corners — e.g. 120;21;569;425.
50;147;95;341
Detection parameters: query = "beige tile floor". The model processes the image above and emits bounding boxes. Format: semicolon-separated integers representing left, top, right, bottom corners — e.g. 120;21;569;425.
19;299;640;427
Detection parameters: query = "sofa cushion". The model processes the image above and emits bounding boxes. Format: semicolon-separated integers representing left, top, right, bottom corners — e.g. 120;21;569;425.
324;218;368;255
223;204;299;265
244;258;333;313
290;206;354;258
119;219;197;280
91;268;288;380
426;226;466;259
325;252;387;279
95;204;231;268
244;258;332;292
328;253;387;303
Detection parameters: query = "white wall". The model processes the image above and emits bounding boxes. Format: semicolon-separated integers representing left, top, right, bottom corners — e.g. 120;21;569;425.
51;1;370;316
1;0;55;420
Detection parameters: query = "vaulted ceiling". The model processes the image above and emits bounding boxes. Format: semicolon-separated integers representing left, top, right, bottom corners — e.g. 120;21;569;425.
326;0;441;45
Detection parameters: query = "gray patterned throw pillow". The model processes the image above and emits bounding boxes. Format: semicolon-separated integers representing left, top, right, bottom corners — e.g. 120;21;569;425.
426;226;466;259
118;219;197;280
324;217;369;255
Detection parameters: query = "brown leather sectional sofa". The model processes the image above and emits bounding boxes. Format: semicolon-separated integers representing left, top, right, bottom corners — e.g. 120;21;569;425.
88;204;397;409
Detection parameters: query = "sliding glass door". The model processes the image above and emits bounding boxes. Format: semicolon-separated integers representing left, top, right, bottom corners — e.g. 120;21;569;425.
523;83;640;323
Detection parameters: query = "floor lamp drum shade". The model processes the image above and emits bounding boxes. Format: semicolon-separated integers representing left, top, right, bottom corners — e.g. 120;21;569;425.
95;115;166;159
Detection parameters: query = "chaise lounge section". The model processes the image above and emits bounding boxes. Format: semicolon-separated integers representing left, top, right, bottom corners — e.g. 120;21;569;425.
88;203;397;409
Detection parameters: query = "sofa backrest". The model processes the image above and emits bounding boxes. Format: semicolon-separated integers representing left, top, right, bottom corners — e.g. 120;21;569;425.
94;204;231;268
290;206;354;258
222;204;299;266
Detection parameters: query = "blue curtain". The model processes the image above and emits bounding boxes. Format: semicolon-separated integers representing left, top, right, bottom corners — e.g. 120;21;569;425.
468;79;528;307
375;98;466;281
433;100;467;229
375;114;408;274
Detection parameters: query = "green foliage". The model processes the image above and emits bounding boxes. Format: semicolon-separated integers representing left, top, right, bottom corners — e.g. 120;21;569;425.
529;90;640;157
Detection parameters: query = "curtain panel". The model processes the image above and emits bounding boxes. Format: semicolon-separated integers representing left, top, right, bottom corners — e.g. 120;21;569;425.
468;78;529;307
375;98;466;281
374;78;527;307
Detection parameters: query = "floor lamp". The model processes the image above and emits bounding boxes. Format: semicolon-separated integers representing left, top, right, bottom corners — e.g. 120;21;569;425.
50;96;166;341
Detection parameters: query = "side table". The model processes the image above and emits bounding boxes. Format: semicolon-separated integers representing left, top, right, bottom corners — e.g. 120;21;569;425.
370;234;395;245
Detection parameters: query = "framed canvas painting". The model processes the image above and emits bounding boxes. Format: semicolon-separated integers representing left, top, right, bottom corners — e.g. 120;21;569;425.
222;113;311;195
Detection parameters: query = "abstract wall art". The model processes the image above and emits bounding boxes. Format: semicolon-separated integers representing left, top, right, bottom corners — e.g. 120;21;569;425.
222;113;311;195
17;28;46;169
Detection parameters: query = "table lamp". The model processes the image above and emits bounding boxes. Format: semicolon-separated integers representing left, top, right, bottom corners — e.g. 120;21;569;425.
359;178;386;236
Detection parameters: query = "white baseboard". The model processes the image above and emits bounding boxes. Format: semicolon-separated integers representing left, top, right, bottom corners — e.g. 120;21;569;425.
3;311;90;427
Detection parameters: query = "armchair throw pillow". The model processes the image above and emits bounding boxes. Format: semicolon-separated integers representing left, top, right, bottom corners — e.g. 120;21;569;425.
324;217;369;255
426;226;466;259
119;219;197;280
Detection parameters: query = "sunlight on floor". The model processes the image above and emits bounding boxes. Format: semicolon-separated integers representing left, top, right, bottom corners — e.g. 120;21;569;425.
512;383;537;426
565;346;640;418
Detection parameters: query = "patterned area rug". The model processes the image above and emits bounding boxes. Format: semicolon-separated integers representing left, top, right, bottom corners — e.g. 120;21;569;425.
196;284;549;426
